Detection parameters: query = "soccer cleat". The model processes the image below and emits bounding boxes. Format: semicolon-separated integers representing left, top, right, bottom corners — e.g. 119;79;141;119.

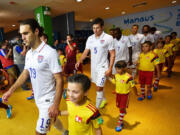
27;95;34;100
115;123;123;132
138;95;145;101
153;86;158;92
63;89;67;99
6;105;12;119
147;92;152;100
99;100;107;109
62;130;69;135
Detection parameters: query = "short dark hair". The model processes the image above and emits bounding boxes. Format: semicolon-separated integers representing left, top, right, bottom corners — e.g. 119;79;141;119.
132;24;139;28
115;27;122;34
143;25;150;30
92;17;104;27
20;18;44;37
68;74;91;92
165;35;172;40
67;34;73;38
157;40;165;46
115;60;127;69
41;33;48;40
150;27;157;32
143;41;152;46
171;32;177;36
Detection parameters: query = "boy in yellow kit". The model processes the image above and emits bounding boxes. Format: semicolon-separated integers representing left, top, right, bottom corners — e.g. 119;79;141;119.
164;35;174;77
60;74;103;135
137;41;160;100
109;60;138;132
153;41;169;91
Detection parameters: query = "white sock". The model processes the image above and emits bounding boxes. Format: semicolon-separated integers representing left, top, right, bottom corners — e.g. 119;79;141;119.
96;91;103;108
53;118;65;133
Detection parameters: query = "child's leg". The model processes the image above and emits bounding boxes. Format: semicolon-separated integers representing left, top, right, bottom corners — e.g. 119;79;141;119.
138;71;146;101
115;108;126;132
147;85;152;99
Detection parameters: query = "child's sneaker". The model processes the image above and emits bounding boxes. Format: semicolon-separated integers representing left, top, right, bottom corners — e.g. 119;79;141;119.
115;123;123;132
147;91;152;99
99;100;107;109
27;95;34;100
63;89;67;99
6;105;12;118
62;130;69;135
153;86;158;92
138;95;145;101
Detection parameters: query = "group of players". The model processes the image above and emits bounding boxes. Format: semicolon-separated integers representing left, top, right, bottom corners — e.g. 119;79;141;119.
0;17;179;135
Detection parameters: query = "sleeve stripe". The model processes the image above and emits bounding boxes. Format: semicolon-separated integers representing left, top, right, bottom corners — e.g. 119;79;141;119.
87;104;97;111
151;56;159;62
86;106;96;113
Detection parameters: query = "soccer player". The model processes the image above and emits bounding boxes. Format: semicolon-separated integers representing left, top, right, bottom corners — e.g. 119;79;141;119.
75;17;115;109
137;41;160;101
109;61;138;132
171;32;180;64
112;27;132;74
128;24;145;79
60;74;103;135
2;19;67;135
64;34;77;77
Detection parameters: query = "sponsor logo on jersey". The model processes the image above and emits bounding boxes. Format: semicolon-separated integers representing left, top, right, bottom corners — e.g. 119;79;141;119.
75;115;82;123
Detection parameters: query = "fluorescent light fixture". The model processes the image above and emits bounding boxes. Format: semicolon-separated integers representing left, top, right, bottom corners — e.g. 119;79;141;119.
12;24;16;27
76;0;83;2
105;7;110;10
172;1;176;4
89;19;93;22
121;11;126;15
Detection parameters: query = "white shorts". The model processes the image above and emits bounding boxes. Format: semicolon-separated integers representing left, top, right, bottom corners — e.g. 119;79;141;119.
36;105;52;134
91;67;107;87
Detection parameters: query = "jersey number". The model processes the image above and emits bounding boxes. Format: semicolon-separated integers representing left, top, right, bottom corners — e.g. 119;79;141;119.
40;118;51;129
29;68;36;79
94;47;97;54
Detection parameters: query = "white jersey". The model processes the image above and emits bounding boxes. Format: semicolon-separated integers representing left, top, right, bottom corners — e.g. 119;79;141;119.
144;33;155;43
128;33;145;55
153;30;162;44
86;32;114;70
114;35;131;62
24;42;62;106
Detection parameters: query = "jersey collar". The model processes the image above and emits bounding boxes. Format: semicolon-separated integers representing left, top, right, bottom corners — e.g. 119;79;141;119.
31;41;46;53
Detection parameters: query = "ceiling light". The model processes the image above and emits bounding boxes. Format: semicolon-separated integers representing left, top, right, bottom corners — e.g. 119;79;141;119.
172;1;176;4
76;0;83;2
105;7;110;10
12;24;16;27
121;11;126;15
89;19;93;22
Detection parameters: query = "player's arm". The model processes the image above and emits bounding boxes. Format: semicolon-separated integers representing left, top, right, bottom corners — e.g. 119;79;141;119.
67;40;74;51
95;127;102;135
2;69;29;102
48;72;64;118
75;49;90;69
59;110;69;116
105;49;115;76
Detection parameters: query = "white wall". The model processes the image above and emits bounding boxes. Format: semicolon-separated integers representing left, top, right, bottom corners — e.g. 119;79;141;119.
104;5;180;37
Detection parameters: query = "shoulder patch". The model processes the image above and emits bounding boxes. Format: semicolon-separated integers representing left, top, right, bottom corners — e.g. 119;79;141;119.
86;103;97;113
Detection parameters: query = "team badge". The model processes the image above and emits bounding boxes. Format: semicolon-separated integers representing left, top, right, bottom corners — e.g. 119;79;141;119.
100;40;105;44
38;55;44;63
146;56;150;59
121;80;125;83
122;40;125;43
75;115;82;123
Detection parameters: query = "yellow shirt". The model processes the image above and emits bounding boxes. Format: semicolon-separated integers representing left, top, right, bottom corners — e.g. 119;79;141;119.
59;55;66;66
138;51;159;71
112;72;135;94
171;38;180;51
76;53;82;62
66;99;102;135
164;43;174;56
153;48;168;63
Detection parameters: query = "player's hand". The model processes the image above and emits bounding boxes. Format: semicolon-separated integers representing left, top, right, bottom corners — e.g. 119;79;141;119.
2;90;13;103
48;104;59;118
75;62;80;70
105;69;112;77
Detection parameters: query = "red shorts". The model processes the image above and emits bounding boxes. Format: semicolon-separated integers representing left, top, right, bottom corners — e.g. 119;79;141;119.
116;93;129;108
139;70;153;85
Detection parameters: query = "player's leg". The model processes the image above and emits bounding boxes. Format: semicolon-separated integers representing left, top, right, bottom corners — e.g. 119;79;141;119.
138;71;146;101
146;71;154;99
53;118;68;135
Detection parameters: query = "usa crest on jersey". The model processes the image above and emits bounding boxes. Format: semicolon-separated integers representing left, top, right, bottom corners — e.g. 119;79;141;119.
38;55;44;63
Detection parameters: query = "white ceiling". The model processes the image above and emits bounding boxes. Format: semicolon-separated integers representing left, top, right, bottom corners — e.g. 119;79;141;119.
0;0;179;32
